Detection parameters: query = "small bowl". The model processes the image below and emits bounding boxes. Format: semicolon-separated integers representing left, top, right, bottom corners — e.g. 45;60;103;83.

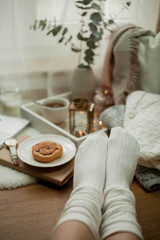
40;98;70;124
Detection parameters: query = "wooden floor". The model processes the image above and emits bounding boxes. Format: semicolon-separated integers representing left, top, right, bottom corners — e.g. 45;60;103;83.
0;178;160;240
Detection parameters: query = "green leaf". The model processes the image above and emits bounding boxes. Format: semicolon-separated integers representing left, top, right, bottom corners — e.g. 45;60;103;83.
84;55;94;65
75;5;91;10
90;33;101;42
85;48;95;56
38;19;47;30
65;35;73;45
88;23;102;39
59;37;64;43
126;1;131;7
89;22;97;33
47;25;62;36
31;20;37;31
90;12;102;24
83;0;93;5
100;28;103;34
75;0;83;3
81;11;87;16
95;31;102;39
91;3;101;11
87;39;97;49
108;19;115;25
103;21;108;28
46;29;52;36
75;0;93;5
78;63;90;68
52;25;62;36
83;48;96;67
62;27;68;35
81;29;88;33
71;47;81;52
77;33;88;41
84;48;95;65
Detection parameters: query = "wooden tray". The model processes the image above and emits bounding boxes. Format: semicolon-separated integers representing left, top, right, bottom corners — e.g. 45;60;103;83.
0;134;74;186
20;92;106;148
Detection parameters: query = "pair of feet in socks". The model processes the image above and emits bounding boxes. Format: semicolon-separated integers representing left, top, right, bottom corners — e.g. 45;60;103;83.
54;127;143;240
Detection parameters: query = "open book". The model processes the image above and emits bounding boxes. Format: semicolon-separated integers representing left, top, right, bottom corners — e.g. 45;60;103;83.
0;114;30;148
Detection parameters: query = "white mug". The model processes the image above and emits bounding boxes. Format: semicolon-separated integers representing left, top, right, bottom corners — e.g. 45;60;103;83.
40;98;70;124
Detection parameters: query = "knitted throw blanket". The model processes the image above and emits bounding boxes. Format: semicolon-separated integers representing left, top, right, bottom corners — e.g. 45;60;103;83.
101;25;157;104
99;92;160;191
123;91;160;170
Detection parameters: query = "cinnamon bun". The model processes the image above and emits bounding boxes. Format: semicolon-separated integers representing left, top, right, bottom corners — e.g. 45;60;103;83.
32;141;63;163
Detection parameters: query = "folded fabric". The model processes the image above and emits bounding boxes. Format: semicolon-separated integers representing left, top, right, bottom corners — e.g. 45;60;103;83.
101;24;160;105
99;105;125;129
99;98;160;191
135;165;160;192
137;32;160;94
123;90;160;169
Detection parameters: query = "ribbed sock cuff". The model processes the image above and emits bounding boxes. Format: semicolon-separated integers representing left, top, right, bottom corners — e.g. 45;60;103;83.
55;186;104;240
101;185;143;240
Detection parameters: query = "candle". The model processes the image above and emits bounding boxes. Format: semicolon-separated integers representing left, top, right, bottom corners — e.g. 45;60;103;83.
69;98;94;136
79;130;83;137
99;120;103;126
104;89;108;95
75;130;85;138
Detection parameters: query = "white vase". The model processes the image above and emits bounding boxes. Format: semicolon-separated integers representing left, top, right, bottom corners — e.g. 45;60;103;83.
71;67;96;101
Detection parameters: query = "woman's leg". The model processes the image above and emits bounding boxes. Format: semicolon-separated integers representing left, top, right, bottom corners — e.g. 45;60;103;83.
100;127;143;240
50;127;144;240
105;232;140;240
51;221;94;240
50;131;108;240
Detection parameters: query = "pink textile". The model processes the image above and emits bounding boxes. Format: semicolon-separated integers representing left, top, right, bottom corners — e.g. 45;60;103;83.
100;24;138;104
100;24;155;104
100;24;136;89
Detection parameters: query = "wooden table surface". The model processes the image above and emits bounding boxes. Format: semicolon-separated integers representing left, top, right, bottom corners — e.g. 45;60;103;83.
0;178;160;240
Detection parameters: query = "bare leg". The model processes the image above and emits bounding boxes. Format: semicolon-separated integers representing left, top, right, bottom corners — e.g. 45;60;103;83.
105;232;140;240
51;221;94;240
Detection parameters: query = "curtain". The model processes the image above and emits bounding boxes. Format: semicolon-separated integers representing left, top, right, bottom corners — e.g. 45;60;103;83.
129;0;160;32
0;0;160;103
0;0;75;101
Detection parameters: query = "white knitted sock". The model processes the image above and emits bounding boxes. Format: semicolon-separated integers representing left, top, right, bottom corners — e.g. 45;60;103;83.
100;127;143;240
55;131;108;240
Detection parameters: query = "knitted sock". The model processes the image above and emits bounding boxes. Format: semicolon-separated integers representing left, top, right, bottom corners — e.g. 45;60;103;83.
55;131;108;240
100;127;143;240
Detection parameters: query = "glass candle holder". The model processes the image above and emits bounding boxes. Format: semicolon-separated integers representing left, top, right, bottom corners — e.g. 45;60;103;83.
69;98;94;137
0;87;22;116
93;87;114;116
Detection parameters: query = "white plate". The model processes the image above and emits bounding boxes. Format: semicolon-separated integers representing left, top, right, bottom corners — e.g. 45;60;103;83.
17;134;76;168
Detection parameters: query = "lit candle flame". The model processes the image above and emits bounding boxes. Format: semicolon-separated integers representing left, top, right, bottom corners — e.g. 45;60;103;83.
79;130;83;137
99;120;102;126
104;90;108;95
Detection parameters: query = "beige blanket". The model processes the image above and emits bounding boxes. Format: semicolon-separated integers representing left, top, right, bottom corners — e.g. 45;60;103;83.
156;3;160;33
101;25;159;104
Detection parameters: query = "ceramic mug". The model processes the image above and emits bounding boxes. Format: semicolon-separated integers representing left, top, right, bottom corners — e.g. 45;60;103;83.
40;98;70;124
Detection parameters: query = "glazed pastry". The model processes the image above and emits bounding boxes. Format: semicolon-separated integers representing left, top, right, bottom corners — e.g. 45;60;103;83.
32;141;63;163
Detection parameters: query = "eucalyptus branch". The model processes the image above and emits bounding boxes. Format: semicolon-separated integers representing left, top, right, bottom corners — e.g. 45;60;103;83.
30;0;131;68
